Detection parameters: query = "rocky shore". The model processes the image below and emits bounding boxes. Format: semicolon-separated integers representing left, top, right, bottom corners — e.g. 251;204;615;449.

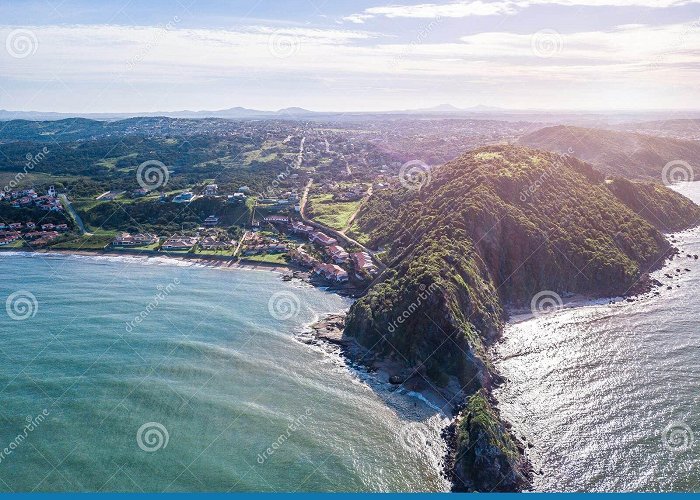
308;313;463;415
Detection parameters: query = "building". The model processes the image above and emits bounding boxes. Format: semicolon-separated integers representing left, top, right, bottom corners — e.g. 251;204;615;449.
199;237;234;250
203;184;218;197
172;192;194;203
327;245;349;264
227;193;246;203
314;263;349;282
290;246;317;267
290;221;314;235
112;233;159;247
264;216;289;224
351;251;378;275
203;215;220;227
309;231;337;246
161;236;199;251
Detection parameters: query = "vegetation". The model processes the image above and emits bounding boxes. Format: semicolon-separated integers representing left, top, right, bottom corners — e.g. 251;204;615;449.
306;193;361;231
519;125;700;180
343;145;700;490
452;389;528;492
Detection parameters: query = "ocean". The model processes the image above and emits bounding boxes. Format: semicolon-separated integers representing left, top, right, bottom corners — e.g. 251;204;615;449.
494;182;700;491
3;183;699;492
0;254;449;492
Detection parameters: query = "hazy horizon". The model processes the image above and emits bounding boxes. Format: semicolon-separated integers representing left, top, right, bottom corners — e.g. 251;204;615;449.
2;0;700;113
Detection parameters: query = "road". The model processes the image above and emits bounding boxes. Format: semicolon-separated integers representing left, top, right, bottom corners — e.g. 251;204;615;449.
59;194;89;234
299;180;385;270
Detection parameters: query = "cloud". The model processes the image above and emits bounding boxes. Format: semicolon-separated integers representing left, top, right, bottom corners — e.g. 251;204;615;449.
1;21;699;111
347;0;700;21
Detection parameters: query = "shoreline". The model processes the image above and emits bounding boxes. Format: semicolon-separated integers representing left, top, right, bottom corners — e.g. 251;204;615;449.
490;224;700;490
0;246;299;275
0;247;367;297
305;313;460;416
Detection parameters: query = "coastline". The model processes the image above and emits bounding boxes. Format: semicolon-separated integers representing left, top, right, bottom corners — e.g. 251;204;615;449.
0;246;296;274
306;313;460;416
489;223;700;491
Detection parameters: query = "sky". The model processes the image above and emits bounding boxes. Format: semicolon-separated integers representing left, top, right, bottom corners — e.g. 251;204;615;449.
0;0;699;112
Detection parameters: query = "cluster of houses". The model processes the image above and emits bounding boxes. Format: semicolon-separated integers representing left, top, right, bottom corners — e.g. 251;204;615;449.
265;216;378;283
111;231;236;252
0;187;63;212
161;235;200;251
257;190;301;212
112;233;159;247
239;232;287;256
0;221;69;246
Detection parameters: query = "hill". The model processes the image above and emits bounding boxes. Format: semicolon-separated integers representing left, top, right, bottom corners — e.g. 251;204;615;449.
343;145;700;491
518;125;700;181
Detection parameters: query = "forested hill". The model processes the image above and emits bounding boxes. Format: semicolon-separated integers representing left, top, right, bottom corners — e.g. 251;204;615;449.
344;145;700;491
518;125;700;180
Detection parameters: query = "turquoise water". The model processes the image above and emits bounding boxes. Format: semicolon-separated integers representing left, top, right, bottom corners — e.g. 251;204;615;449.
494;182;700;492
0;254;449;492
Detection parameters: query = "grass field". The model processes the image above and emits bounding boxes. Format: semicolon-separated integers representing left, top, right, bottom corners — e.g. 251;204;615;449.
306;193;361;231
240;253;288;264
49;234;114;250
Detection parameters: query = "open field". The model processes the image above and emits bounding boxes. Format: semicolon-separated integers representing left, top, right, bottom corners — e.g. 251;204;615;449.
306;193;361;231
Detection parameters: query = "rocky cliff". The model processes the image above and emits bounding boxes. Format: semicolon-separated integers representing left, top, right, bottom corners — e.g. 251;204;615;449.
343;145;700;491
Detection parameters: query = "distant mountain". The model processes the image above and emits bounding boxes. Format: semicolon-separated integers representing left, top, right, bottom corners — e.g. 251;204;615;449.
0;107;318;122
518;125;700;180
615;119;700;141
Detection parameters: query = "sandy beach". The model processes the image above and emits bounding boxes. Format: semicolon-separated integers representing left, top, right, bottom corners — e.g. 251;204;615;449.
0;246;297;275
